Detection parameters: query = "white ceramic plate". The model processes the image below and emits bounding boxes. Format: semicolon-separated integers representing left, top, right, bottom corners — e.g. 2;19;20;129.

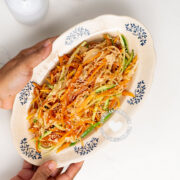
11;14;156;167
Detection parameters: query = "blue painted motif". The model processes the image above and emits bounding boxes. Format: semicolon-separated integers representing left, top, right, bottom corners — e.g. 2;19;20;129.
19;81;34;105
20;138;42;159
74;137;99;155
65;27;90;45
125;23;147;46
127;80;146;105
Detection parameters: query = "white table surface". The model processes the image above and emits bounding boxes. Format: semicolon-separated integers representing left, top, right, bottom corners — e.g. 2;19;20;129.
0;0;180;179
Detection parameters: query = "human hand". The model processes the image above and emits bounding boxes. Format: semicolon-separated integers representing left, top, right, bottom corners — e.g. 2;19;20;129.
11;160;84;180
0;37;56;109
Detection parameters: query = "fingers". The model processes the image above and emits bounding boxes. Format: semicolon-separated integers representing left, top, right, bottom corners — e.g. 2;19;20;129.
20;36;58;56
23;41;52;68
22;160;33;169
0;94;15;110
31;160;57;180
33;36;58;50
51;167;63;177
11;161;34;180
17;168;34;180
56;161;84;180
18;36;58;69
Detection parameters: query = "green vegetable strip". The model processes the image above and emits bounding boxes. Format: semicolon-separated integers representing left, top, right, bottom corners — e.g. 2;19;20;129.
47;84;54;89
101;111;113;123
81;123;99;138
67;41;87;65
33;119;37;123
121;34;129;53
103;98;110;111
39;144;55;150
119;34;126;72
37;140;41;150
95;84;116;93
69;142;77;146
92;105;98;121
69;123;100;146
69;111;113;146
123;50;134;72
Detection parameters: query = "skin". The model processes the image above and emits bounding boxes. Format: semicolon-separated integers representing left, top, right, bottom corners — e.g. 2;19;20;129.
11;160;84;180
0;38;84;180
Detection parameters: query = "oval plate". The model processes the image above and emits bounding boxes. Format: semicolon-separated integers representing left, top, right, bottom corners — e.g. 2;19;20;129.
11;15;156;167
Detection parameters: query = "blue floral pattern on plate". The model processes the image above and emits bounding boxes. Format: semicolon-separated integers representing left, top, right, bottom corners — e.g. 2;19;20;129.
65;27;90;45
19;81;34;105
127;80;146;105
74;137;99;156
20;138;42;159
125;23;147;46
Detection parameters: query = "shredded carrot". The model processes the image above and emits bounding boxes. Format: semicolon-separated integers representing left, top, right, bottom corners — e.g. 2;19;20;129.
109;99;116;109
122;90;135;97
57;66;62;71
80;137;84;147
76;93;94;113
59;56;63;66
50;73;53;84
75;54;82;61
114;97;120;107
63;55;69;61
46;78;51;84
114;37;118;43
27;114;36;122
87;59;106;82
61;65;83;101
31;96;39;104
132;55;138;64
33;82;41;89
71;65;83;83
38;109;42;119
103;34;112;45
119;80;129;85
50;102;59;110
83;52;101;65
28;127;37;133
57;130;72;144
36;140;40;153
124;55;138;75
56;142;70;153
40;89;51;93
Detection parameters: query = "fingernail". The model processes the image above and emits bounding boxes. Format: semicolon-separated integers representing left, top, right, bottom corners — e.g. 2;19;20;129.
48;161;57;171
44;40;51;47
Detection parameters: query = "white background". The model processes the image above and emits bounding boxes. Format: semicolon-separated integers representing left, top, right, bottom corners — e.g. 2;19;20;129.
0;0;180;179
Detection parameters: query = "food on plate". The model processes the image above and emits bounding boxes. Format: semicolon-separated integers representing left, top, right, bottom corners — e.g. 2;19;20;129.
27;33;138;153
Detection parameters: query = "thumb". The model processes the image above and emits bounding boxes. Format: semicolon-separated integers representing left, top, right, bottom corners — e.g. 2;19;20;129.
31;160;57;180
23;39;53;69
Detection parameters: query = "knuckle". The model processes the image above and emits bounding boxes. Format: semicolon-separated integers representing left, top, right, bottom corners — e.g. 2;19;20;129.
20;49;28;56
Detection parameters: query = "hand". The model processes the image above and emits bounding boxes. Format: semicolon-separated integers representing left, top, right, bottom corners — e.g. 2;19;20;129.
0;37;56;109
11;160;84;180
